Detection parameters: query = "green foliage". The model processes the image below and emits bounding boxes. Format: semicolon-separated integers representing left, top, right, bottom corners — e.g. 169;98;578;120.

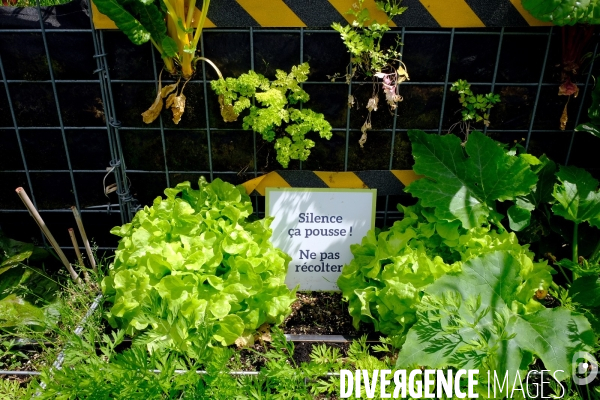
406;130;538;229
35;328;220;399
396;251;596;395
0;339;28;370
210;63;332;168
0;233;59;331
92;0;209;78
337;200;553;346
35;322;401;400
102;178;296;353
509;154;557;232
331;0;406;76
0;378;33;400
450;79;501;127
576;79;600;138
521;0;600;25
552;165;600;229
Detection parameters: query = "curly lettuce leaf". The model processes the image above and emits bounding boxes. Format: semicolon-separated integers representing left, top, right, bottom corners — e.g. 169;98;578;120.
406;130;537;228
397;251;595;394
210;63;332;168
102;177;295;352
337;201;552;345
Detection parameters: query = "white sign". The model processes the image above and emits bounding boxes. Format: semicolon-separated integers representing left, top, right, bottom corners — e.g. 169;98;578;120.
266;188;376;291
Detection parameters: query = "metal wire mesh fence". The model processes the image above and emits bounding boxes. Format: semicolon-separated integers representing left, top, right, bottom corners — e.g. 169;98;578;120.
0;0;598;253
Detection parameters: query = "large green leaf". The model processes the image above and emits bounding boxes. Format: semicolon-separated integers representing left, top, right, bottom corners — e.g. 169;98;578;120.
92;0;150;45
397;251;595;393
552;165;600;228
508;155;557;232
0;294;46;329
406;130;537;228
521;0;600;25
576;122;600;138
570;276;600;307
523;154;557;209
131;2;167;47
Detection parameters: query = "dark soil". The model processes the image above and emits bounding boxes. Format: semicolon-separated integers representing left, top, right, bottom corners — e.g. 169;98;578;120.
281;291;375;336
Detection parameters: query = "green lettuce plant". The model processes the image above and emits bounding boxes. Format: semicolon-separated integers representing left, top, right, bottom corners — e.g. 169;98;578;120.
102;178;297;354
210;63;332;168
337;200;553;346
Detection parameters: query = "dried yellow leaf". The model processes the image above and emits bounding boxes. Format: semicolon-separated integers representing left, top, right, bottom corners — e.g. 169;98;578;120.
161;82;178;99
218;94;239;122
141;91;163;124
397;65;410;83
366;96;378;112
141;73;179;124
166;93;186;125
560;102;568;131
234;332;255;348
359;121;371;148
256;323;272;342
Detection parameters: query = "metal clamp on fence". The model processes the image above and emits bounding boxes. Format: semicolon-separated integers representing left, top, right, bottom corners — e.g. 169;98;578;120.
116;187;141;214
103;159;122;215
108;118;122;128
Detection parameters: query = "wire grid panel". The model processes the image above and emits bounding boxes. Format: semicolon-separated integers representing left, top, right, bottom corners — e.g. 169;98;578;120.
0;1;124;252
1;12;598;252
96;26;597;226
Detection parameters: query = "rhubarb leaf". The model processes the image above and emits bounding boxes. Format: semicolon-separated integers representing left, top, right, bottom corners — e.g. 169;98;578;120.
406;130;537;228
552;165;600;228
397;251;595;393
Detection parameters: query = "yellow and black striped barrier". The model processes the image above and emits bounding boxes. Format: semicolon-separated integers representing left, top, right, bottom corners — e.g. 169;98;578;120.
241;170;421;196
92;0;551;29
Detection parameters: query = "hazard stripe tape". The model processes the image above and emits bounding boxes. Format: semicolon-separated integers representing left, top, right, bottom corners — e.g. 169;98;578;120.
92;0;552;29
241;170;422;196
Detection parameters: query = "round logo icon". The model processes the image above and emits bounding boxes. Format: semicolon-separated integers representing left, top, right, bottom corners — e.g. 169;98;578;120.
572;351;598;386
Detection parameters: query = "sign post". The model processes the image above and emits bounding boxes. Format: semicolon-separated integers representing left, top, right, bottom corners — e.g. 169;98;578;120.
266;188;376;291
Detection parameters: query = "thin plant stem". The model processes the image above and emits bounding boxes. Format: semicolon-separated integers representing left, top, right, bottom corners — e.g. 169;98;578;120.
573;222;579;280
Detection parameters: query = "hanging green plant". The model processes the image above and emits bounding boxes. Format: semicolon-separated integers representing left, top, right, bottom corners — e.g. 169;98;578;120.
210;63;332;168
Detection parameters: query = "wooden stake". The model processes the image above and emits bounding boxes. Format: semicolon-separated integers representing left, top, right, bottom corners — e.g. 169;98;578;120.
15;187;81;284
68;228;90;283
71;206;97;273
